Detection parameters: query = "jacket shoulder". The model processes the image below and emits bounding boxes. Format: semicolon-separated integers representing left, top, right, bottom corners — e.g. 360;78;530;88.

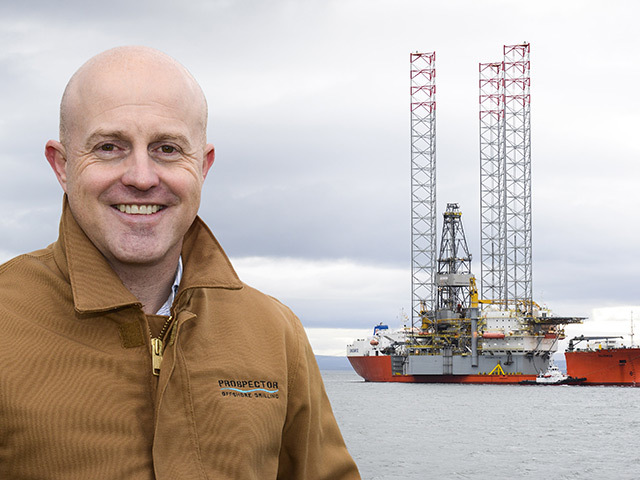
0;245;56;277
238;283;301;326
0;245;68;314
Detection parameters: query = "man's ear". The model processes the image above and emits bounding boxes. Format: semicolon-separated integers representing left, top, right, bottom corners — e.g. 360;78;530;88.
202;143;215;180
45;140;68;192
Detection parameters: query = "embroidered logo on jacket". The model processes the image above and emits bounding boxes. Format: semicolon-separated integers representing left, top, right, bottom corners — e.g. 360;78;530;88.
218;379;280;399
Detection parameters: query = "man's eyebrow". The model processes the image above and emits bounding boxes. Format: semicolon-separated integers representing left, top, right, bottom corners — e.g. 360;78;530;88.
84;130;129;149
148;133;193;148
83;130;193;149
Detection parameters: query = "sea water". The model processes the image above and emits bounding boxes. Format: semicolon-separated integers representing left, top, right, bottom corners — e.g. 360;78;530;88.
322;370;640;479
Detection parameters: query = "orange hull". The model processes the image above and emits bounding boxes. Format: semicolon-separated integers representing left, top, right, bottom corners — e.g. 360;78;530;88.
348;355;537;384
565;348;640;386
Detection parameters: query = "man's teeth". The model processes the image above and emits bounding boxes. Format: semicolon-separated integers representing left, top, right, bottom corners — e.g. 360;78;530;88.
115;205;162;215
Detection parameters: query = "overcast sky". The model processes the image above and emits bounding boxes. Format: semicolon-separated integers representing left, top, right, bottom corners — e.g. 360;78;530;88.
2;0;639;354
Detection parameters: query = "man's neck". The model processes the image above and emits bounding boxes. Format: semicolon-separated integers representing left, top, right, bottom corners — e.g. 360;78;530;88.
109;251;181;315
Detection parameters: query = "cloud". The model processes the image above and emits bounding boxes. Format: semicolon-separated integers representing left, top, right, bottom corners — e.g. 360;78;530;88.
2;0;640;343
305;327;371;356
231;256;408;329
560;305;640;353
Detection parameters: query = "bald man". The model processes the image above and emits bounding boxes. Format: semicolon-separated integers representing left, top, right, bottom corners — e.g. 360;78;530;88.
0;47;360;479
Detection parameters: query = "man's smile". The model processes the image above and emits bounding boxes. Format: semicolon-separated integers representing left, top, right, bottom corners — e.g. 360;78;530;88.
113;204;165;215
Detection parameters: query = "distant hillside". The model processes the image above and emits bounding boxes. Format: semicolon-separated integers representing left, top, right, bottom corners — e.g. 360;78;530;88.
315;355;352;371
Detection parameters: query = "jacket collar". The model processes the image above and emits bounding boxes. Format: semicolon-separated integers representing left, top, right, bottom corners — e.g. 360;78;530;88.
53;196;243;314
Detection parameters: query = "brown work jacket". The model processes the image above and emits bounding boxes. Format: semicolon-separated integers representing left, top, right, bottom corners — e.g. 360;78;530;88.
0;200;360;479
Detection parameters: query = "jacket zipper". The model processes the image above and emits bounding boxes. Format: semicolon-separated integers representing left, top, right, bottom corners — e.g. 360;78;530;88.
151;337;164;376
151;315;174;376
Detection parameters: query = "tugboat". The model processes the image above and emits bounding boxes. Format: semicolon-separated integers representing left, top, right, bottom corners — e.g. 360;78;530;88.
519;363;586;385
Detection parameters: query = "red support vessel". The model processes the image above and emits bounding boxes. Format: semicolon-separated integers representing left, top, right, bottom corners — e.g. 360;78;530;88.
565;336;640;386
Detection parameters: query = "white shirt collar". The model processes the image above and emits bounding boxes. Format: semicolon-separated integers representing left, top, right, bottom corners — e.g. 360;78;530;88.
155;256;183;316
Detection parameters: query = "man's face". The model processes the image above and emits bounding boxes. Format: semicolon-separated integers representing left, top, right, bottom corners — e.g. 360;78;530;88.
46;62;214;269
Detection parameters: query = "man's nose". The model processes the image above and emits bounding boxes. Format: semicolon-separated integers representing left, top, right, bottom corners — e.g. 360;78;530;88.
121;148;160;191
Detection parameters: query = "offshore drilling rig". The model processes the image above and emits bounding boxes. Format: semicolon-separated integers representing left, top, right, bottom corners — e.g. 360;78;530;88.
411;44;536;319
347;44;583;383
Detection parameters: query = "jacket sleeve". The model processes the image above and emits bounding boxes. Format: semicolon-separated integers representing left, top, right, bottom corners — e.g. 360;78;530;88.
277;317;361;479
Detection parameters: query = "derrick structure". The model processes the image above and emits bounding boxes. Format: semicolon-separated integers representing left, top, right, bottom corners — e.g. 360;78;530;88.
410;52;437;325
436;203;473;313
479;43;532;312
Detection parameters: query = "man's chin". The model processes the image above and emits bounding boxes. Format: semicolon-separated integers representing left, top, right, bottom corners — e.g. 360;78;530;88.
108;245;179;269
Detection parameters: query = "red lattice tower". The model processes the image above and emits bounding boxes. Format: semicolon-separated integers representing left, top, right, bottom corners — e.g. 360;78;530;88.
479;43;532;311
410;52;437;323
503;43;532;311
479;61;505;303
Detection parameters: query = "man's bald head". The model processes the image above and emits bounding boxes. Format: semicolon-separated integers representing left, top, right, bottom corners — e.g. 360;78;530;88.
45;45;216;281
59;46;208;147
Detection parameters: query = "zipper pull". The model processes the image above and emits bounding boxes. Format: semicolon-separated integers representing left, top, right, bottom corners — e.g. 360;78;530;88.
151;337;163;376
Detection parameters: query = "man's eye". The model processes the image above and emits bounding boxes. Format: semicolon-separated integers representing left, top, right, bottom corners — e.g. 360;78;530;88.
160;145;176;154
100;144;116;151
